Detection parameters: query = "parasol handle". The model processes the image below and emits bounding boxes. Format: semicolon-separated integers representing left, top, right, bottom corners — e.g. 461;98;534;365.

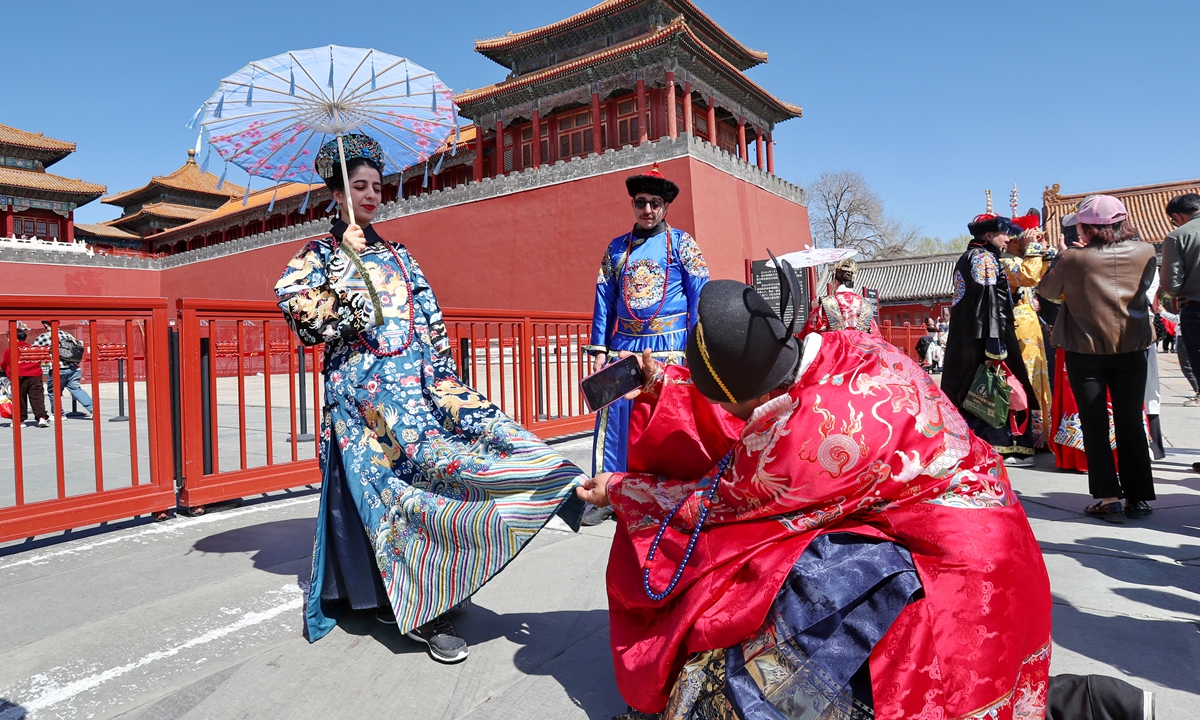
335;132;385;328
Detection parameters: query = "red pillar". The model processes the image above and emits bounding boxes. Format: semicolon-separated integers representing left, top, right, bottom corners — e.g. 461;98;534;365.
682;81;693;136
767;132;775;174
473;125;485;181
66;215;75;243
494;119;504;176
737;117;748;162
591;91;603;153
706;99;718;146
636;79;649;145
666;72;678;139
2;204;12;237
755;129;765;168
532;109;542;167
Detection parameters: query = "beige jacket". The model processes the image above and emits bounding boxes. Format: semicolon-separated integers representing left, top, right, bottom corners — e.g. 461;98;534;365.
1040;240;1156;355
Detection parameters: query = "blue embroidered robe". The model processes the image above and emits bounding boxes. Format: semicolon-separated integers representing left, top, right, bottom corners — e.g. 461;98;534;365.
276;222;584;641
590;226;708;473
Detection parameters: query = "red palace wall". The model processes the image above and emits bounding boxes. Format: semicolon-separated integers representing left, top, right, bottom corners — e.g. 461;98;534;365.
1;155;810;313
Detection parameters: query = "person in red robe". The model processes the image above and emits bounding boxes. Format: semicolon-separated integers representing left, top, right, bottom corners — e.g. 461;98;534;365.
805;257;879;334
577;260;1052;720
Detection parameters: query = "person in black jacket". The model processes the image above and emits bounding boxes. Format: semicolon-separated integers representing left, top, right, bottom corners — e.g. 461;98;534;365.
943;214;1037;466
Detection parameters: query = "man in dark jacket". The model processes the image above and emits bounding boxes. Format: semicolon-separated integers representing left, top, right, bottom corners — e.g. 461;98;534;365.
1163;193;1200;392
943;214;1037;465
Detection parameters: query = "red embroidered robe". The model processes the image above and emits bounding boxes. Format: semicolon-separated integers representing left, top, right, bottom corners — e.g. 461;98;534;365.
606;330;1052;719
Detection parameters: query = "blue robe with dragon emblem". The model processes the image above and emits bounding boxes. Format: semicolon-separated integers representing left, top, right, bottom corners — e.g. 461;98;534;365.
589;225;708;473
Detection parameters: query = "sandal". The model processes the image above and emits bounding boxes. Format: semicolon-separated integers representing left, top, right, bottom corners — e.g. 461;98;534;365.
1084;500;1124;517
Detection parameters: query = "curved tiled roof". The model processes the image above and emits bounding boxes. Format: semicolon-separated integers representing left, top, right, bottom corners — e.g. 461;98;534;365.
75;223;140;240
476;0;768;70
459;18;801;119
1043;179;1200;246
0;124;75;166
102;150;244;206
818;252;959;302
108;202;213;227
0;166;106;198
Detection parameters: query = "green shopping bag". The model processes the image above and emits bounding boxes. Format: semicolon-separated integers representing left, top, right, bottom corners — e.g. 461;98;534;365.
962;362;1010;429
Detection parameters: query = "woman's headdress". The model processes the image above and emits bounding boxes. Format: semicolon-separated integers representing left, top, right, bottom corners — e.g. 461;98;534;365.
315;134;385;180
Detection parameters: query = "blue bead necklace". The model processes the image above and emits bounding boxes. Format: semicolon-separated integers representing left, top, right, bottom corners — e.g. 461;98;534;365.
642;449;735;601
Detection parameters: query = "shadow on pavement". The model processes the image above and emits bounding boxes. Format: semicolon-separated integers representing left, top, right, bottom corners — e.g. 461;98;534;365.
192;517;315;584
1041;536;1200;595
1052;595;1200;695
1111;587;1200;618
463;604;623;719
0;698;27;720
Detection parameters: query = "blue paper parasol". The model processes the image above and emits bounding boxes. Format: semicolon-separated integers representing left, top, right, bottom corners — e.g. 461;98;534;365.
188;45;460;321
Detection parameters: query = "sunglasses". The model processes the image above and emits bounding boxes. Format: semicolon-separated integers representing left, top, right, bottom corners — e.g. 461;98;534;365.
633;198;665;210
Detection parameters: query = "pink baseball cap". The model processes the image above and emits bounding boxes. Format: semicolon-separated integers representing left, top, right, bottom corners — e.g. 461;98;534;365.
1076;195;1128;225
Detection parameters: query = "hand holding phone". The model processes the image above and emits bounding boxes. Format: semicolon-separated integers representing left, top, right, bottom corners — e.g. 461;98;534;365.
581;354;644;411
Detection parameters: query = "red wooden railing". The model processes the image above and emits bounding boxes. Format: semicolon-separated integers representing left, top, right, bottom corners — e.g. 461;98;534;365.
878;321;925;361
0;297;176;542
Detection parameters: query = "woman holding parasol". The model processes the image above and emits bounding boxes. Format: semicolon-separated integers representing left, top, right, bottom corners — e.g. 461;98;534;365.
275;135;584;662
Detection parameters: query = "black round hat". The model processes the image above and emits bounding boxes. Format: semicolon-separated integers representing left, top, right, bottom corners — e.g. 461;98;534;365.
686;274;801;404
625;162;680;203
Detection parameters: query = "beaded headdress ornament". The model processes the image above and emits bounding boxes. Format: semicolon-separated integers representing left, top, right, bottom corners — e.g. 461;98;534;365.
315;134;385;180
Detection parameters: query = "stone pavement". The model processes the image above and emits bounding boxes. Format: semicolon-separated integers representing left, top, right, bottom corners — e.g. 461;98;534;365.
1;352;1198;719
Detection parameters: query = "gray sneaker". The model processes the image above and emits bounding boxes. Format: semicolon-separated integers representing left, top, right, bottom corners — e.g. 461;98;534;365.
1183;395;1200;408
407;614;468;663
1003;455;1035;468
581;504;616;526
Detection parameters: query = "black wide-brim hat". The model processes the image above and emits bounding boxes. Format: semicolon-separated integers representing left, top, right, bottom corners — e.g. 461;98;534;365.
626;162;680;203
686;280;801;403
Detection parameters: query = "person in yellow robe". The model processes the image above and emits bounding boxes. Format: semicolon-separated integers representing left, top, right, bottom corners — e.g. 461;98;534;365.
1000;215;1056;447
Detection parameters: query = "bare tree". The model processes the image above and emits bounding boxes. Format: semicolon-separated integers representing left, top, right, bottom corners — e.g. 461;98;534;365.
806;170;920;259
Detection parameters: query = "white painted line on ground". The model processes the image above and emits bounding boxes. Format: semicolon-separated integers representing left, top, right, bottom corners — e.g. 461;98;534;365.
0;496;318;571
0;585;302;720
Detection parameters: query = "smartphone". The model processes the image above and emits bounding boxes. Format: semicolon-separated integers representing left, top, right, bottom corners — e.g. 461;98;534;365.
580;355;644;411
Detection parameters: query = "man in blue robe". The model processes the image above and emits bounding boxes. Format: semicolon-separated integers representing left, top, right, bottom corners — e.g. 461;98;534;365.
581;163;709;525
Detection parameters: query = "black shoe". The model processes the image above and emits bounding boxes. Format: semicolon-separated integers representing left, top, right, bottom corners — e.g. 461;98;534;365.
407;614;468;663
1126;501;1153;519
376;606;397;624
581;504;616;526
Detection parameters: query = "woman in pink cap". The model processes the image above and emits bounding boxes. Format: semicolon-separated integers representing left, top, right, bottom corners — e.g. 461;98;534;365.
1041;194;1158;521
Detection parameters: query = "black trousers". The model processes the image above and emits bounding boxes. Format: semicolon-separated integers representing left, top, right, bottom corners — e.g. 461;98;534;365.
1064;351;1155;503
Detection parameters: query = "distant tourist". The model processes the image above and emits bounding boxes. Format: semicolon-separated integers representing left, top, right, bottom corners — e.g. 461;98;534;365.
582;163;708;526
943;214;1038;466
34;320;93;419
1042;195;1157;521
999;215;1055;448
0;324;49;427
1163;192;1200;403
804;257;878;334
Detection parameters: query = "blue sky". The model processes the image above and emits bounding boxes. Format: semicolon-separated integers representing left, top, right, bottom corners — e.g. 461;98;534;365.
9;0;1197;239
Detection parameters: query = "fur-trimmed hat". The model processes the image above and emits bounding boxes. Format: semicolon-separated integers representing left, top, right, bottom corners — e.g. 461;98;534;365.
625;162;680;203
968;213;1002;237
